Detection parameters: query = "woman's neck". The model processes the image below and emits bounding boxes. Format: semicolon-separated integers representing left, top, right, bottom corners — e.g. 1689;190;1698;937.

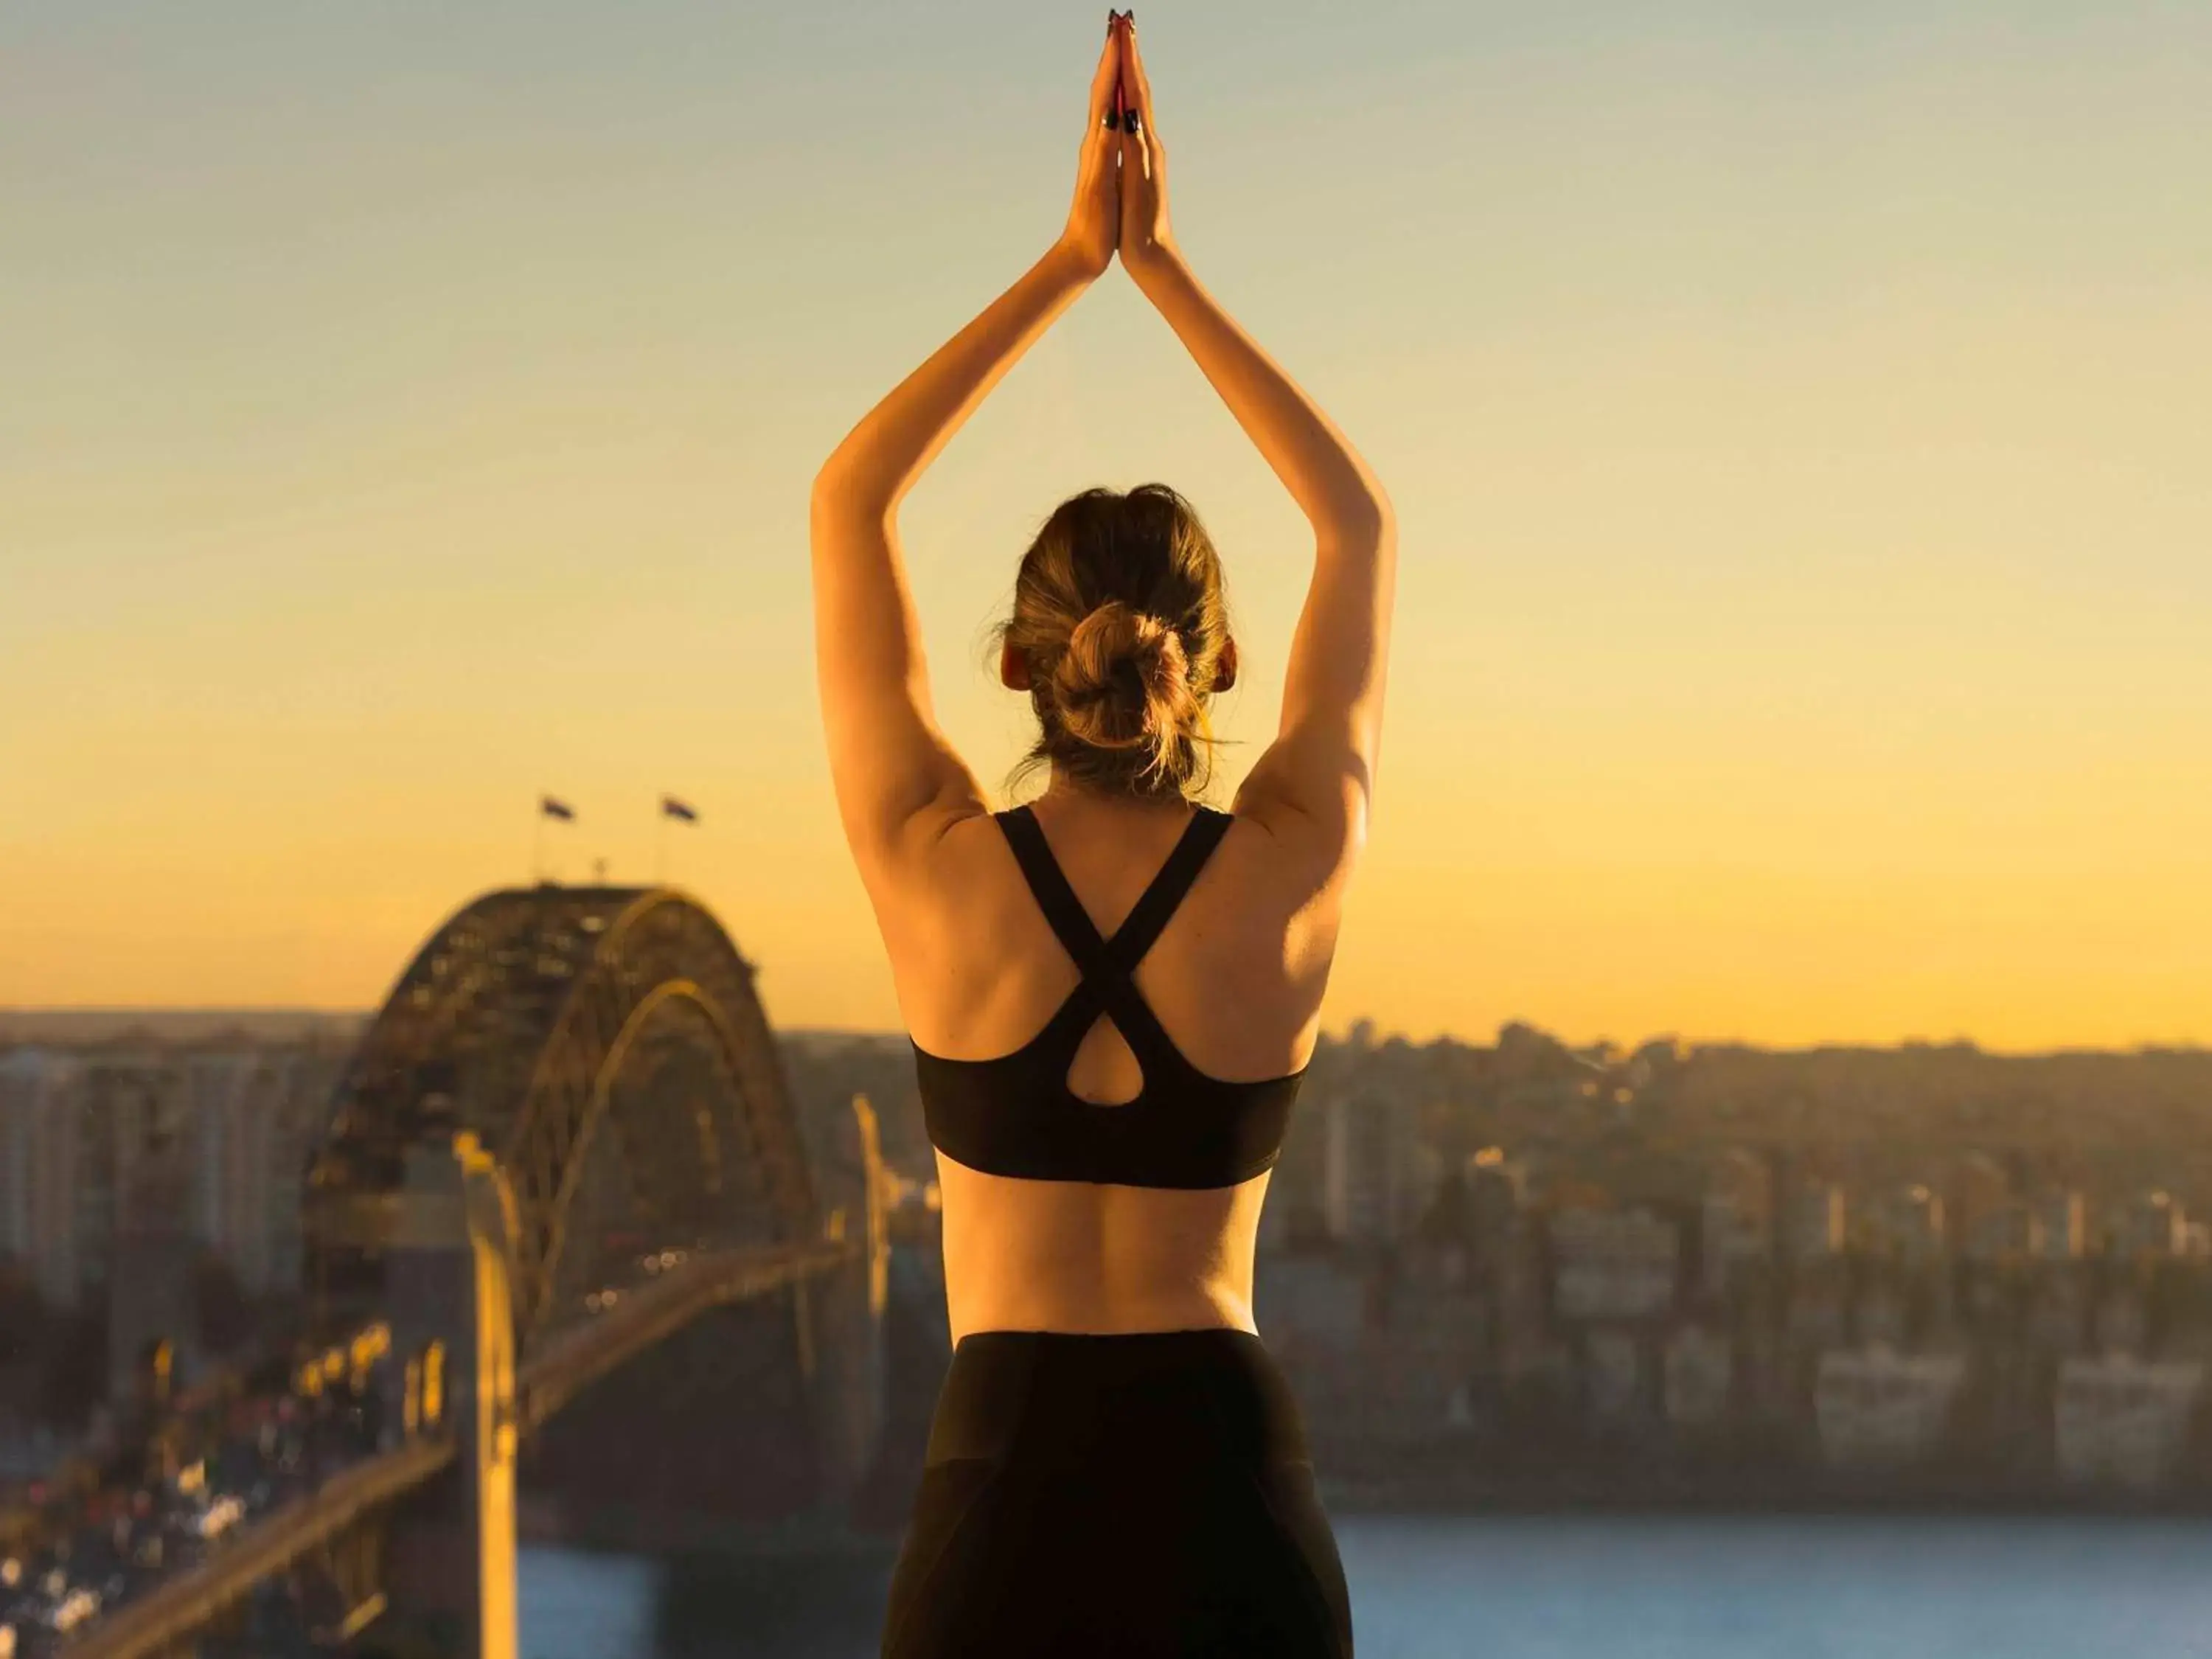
1034;771;1192;821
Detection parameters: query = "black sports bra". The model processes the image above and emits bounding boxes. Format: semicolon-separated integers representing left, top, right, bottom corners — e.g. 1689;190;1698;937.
911;804;1308;1189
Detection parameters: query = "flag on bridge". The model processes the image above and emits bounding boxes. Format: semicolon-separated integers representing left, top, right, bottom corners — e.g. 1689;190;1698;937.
661;796;699;823
540;796;577;821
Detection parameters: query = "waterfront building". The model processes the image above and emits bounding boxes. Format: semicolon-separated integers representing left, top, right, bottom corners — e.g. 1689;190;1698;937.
2026;1266;2093;1354
1464;1153;1526;1272
1663;1324;1733;1427
1321;1085;1427;1247
1366;1317;1492;1439
1254;1253;1370;1351
2156;1306;2212;1363
2106;1190;2188;1263
1854;1279;1909;1348
1946;1151;2013;1253
1582;1326;1644;1421
1550;1206;1679;1324
1734;1322;1797;1422
1814;1343;1967;1470
1858;1183;1944;1267
1785;1263;1848;1348
2095;1285;2149;1357
1963;1202;2034;1265
1958;1260;2011;1325
1256;1178;1300;1254
1442;1379;1475;1432
2031;1189;2089;1262
1784;1180;1848;1264
1258;1074;1332;1252
1701;1149;1772;1298
2054;1354;2208;1492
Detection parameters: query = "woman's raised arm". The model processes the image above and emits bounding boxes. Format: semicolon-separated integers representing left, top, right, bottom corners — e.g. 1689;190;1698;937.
1113;24;1397;869
810;25;1124;884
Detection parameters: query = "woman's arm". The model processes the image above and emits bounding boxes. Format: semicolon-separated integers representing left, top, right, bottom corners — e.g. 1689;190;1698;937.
1116;26;1397;853
811;27;1124;883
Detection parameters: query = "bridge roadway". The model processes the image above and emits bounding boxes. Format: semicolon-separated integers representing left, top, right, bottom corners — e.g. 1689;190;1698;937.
68;1237;855;1659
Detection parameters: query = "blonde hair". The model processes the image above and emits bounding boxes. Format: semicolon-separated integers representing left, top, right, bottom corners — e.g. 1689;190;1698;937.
998;484;1231;799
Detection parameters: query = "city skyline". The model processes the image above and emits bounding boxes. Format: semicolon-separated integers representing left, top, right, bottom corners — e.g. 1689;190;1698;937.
9;886;2212;1650
7;0;2209;1050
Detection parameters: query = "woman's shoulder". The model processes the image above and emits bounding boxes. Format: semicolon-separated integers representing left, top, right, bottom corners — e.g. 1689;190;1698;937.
1222;778;1367;900
904;792;1354;936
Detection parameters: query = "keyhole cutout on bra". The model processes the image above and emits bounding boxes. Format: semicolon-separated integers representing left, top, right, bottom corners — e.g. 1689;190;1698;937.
1065;1012;1144;1107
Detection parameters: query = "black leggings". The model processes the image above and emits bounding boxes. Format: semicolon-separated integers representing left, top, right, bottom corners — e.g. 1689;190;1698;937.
880;1327;1354;1658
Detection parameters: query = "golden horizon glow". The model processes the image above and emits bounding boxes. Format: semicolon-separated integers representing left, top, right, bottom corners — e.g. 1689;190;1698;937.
4;2;2208;1052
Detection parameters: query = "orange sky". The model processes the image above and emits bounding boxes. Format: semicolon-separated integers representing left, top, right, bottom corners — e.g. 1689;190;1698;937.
4;1;2208;1051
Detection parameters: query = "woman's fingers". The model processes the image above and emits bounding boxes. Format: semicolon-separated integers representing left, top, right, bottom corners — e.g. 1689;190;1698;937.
1121;21;1157;139
1116;25;1159;191
1060;18;1122;274
1090;23;1120;133
1121;117;1152;207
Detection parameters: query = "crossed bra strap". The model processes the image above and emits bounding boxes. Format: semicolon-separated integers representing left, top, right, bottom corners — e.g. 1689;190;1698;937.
993;804;1234;1074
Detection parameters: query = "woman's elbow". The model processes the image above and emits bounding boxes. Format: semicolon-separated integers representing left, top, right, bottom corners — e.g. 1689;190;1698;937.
812;460;895;527
1318;498;1394;557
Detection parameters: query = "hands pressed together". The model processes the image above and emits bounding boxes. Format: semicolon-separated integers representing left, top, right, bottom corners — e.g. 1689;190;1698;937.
1062;10;1177;283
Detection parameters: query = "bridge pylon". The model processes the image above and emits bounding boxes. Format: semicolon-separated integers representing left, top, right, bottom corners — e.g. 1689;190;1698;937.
805;1093;896;1508
379;1132;521;1659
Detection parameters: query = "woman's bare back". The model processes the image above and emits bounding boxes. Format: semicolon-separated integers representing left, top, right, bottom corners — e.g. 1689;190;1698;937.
883;787;1347;1343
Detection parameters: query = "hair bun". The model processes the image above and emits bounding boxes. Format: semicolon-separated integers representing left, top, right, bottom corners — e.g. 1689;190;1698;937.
1052;600;1192;757
1000;484;1228;797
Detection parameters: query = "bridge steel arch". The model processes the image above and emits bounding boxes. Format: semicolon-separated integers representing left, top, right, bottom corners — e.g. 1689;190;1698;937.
307;883;822;1344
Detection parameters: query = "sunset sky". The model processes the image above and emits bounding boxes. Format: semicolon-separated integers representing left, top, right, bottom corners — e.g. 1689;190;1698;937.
4;0;2208;1051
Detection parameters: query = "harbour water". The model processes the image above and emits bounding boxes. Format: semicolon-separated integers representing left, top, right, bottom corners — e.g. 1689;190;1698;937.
518;1513;2212;1657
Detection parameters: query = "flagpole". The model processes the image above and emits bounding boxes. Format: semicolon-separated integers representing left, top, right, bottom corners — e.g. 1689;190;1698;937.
656;796;698;888
532;807;545;884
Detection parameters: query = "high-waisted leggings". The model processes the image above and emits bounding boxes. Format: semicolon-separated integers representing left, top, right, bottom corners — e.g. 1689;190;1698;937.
880;1327;1354;1658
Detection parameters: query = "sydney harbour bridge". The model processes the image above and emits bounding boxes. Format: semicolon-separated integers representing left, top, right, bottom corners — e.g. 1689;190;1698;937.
69;883;925;1659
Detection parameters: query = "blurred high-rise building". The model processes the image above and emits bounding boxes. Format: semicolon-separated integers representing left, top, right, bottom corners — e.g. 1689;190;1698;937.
1858;1183;1946;1267
107;1103;197;1401
1701;1148;1773;1298
2031;1188;2090;1262
2107;1189;2190;1263
0;1048;86;1308
180;1048;335;1296
1549;1203;1681;1329
0;1040;339;1315
1784;1178;1848;1265
1321;1087;1427;1247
